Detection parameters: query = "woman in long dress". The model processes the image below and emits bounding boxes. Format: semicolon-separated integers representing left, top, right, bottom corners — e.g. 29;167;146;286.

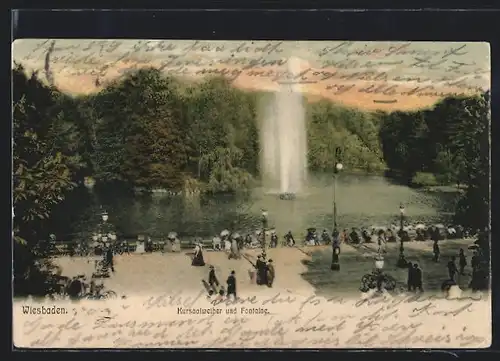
164;238;173;253
229;238;240;259
192;242;206;266
224;238;232;256
172;237;181;252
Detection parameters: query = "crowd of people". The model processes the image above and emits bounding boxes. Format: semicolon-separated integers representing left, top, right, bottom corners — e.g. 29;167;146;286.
47;218;488;301
207;223;475;254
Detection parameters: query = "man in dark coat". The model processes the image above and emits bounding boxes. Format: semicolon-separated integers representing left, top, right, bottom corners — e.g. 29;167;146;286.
433;241;440;262
105;247;115;272
471;251;480;272
226;271;237;300
266;259;275;287
447;256;458;281
270;232;278;248
255;255;267;285
413;263;424;292
208;265;219;290
407;262;414;292
284;231;295;247
459;248;467;275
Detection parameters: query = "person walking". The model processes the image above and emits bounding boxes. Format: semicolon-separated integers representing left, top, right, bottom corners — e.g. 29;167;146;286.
433;241;440;262
105;247;115;273
229;237;240;260
266;259;275;287
226;271;237;300
270;231;278;248
413;263;424;292
407;261;414;292
284;231;295;247
208;265;219;291
256;255;268;285
447;256;458;282
459;248;467;275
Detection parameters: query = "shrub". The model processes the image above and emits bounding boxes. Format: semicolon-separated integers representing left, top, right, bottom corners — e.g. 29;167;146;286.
412;172;438;187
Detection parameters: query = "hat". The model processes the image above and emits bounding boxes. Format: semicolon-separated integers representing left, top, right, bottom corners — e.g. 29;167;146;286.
257;255;261;258
268;259;273;263
231;270;235;274
209;265;214;269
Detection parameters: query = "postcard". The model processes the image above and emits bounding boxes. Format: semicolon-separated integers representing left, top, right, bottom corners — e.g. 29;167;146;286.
12;39;491;348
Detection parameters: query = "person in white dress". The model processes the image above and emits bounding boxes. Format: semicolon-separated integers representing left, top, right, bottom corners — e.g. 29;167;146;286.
224;238;232;254
135;240;145;254
172;237;181;252
229;238;240;259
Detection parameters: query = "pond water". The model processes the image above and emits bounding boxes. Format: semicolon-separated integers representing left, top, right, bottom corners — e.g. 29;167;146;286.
71;174;459;241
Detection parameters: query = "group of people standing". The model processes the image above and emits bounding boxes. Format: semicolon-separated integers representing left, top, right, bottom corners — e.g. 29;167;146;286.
207;266;237;300
254;254;275;287
406;262;424;292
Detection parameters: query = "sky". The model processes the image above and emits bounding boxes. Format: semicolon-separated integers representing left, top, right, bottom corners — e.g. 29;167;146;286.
12;39;491;111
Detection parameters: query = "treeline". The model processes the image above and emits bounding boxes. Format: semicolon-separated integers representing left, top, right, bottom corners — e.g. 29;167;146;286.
379;91;490;231
13;64;490;244
12;64;490;295
380;94;490;187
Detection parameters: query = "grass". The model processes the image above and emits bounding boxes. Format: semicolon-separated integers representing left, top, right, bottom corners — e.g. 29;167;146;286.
300;239;475;296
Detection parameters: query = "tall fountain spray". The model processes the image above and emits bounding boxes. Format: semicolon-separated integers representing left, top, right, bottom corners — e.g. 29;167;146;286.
260;57;308;197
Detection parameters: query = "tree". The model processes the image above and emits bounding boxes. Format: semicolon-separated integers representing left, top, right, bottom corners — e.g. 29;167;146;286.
452;92;490;232
13;65;81;295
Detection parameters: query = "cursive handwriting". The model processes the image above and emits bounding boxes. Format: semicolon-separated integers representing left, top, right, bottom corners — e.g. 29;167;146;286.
14;40;489;102
13;291;490;349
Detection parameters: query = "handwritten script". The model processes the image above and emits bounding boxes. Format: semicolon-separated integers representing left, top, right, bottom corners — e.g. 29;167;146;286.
13;40;490;104
13;291;491;348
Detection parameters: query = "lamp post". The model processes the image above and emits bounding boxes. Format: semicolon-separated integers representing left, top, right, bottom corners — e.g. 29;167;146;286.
331;245;341;271
333;162;343;231
399;204;405;233
397;204;407;268
261;210;268;255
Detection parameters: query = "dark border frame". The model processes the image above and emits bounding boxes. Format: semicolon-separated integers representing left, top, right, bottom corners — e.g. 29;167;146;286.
6;7;499;358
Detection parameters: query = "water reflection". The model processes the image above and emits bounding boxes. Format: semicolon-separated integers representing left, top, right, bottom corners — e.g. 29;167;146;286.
71;174;458;240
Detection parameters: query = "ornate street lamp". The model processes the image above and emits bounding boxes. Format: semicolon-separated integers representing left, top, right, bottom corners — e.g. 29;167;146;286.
333;161;343;230
397;204;408;268
399;204;405;231
261;210;268;254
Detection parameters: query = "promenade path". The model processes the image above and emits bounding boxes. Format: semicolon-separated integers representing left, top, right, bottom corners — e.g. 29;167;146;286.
54;238;477;297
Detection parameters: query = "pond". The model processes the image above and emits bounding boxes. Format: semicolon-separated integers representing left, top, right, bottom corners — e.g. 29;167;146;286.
68;173;459;241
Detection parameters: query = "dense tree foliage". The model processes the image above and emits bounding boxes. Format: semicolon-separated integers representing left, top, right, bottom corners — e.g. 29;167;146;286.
13;64;83;295
12;65;490;294
379;92;490;231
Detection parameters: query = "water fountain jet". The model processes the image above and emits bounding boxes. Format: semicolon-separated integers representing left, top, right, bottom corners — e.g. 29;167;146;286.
260;57;308;200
